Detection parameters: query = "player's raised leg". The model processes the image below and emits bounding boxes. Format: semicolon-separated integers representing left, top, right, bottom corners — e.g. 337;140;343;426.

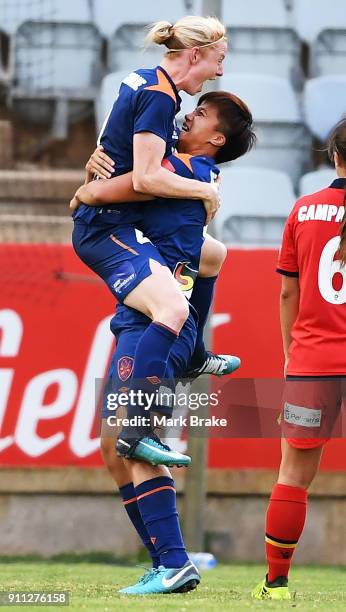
105;318;191;467
188;234;240;377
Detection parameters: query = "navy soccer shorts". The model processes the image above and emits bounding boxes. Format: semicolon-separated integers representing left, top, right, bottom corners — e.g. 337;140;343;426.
101;305;198;421
72;219;167;302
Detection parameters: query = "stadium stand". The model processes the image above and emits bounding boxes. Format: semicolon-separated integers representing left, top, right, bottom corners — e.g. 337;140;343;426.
303;76;346;142
0;0;92;33
221;73;312;186
215;167;295;246
10;20;103;140
310;29;346;78
223;0;292;28
299;168;337;197
0;0;342;183
293;0;346;44
108;24;163;74
223;0;302;88
94;0;187;38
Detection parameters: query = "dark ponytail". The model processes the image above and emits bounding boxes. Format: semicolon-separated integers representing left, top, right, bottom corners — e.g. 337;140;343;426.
328;118;346;266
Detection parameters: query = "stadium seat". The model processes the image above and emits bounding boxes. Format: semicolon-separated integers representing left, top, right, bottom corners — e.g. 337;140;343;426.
10;20;103;139
223;0;291;28
293;0;346;44
215;167;295;246
108;24;163;73
299;168;337;197
94;0;186;38
223;1;301;87
310;29;346;78
0;0;92;34
220;73;312;187
303;76;346;141
225;26;302;87
96;71;197;137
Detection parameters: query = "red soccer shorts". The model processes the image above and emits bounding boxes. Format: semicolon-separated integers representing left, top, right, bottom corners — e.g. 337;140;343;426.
281;376;346;449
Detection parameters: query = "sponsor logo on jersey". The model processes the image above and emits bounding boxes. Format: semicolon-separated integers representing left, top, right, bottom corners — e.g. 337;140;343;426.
113;273;135;294
174;262;198;299
146;376;161;385
117;356;134;382
122;72;147;91
284;402;322;428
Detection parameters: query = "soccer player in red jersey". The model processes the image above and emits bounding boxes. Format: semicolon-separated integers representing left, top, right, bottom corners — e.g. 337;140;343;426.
253;119;346;600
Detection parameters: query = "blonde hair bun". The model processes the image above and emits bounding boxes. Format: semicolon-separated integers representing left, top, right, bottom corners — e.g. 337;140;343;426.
145;20;174;46
146;15;226;51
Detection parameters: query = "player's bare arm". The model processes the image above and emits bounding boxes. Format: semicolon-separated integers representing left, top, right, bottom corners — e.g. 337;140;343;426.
133;132;220;224
70;141;220;223
70;166;220;221
70;171;152;210
279;275;300;363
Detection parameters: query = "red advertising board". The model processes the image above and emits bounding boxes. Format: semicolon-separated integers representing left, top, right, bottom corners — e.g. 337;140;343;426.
0;244;345;469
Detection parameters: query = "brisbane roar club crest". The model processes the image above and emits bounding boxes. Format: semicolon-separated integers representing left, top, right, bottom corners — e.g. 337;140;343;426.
174;261;198;300
117;356;134;382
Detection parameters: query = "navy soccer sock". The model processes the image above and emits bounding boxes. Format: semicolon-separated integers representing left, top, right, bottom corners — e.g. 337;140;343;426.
124;322;178;433
119;482;160;569
135;476;189;569
189;275;217;366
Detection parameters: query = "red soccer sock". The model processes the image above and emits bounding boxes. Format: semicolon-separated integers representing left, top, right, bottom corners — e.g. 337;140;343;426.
265;483;307;582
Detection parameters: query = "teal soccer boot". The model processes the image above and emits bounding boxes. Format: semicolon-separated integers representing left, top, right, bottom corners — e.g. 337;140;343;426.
116;432;191;467
119;560;200;595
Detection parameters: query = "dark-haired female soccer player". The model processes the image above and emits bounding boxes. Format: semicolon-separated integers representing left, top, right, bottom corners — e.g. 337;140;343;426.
72;91;255;595
71;15;231;466
253;119;346;600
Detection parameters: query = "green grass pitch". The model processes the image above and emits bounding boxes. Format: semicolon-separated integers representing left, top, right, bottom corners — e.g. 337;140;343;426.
1;556;346;610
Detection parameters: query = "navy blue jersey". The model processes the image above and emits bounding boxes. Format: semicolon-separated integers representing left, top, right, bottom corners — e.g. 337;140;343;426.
72;151;219;306
139;152;219;298
74;66;181;225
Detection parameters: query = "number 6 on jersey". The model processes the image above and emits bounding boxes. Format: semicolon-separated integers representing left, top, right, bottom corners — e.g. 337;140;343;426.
318;236;346;304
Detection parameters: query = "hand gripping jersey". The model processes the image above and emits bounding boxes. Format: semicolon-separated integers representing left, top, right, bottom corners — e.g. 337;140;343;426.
74;66;181;226
277;178;346;376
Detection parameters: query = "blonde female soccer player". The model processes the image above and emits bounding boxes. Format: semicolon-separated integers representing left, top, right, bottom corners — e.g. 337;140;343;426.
72;16;230;466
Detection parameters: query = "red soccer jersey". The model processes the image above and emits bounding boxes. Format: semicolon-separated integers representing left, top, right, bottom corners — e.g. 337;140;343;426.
277;178;346;376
